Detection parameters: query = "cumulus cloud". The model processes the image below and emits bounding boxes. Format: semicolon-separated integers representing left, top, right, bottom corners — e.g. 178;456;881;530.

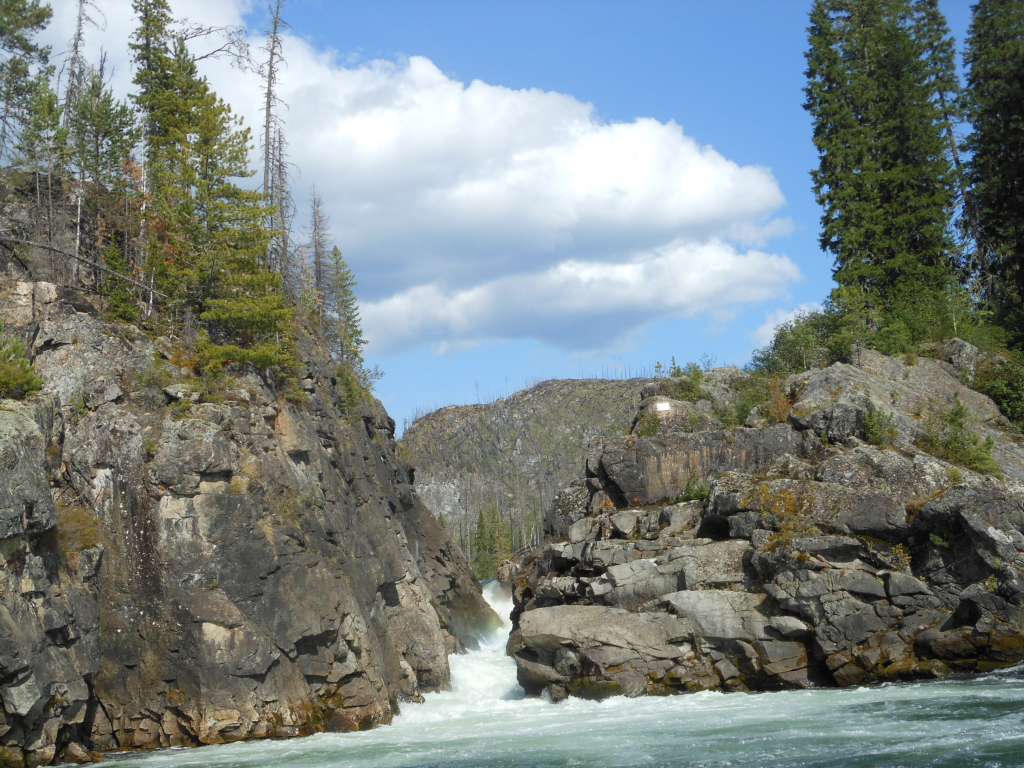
751;302;823;348
365;240;801;355
43;0;801;355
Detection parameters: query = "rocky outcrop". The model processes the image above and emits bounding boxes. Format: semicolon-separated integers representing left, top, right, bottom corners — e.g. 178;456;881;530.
509;346;1024;701
0;281;499;765
400;378;655;548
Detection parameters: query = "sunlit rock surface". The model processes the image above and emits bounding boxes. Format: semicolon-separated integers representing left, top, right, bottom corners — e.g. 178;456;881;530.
0;281;499;765
511;345;1024;700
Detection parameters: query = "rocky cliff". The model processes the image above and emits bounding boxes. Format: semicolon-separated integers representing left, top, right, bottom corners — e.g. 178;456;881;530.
509;345;1024;701
400;378;654;550
0;280;499;766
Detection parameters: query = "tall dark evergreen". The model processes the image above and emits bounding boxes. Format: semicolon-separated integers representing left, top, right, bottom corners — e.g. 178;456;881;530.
129;0;173;160
324;245;364;368
962;0;1024;343
805;0;957;310
141;36;293;369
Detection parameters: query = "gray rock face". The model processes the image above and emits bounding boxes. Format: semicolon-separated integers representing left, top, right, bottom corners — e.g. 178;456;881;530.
511;349;1024;701
400;377;658;554
0;281;500;765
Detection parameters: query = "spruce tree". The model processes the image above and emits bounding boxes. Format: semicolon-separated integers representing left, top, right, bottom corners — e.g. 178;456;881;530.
324;245;365;366
805;0;956;311
962;0;1024;342
129;0;174;157
472;508;494;579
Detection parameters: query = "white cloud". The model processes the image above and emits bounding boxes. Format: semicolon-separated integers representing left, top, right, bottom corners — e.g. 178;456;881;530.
43;0;801;356
365;240;801;354
751;302;822;348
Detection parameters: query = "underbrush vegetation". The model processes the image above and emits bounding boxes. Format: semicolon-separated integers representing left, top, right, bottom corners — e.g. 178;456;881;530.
916;396;1001;476
747;288;1006;380
861;400;898;447
664;358;705;401
0;325;43;399
973;351;1024;433
636;410;661;437
674;476;711;503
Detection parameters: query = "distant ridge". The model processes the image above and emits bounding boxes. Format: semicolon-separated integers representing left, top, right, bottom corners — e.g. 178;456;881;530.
399;377;655;557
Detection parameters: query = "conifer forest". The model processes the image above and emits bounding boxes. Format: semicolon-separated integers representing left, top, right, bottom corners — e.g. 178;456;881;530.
1;0;372;408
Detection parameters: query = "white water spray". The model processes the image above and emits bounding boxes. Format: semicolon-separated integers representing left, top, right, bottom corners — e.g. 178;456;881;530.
107;584;1024;768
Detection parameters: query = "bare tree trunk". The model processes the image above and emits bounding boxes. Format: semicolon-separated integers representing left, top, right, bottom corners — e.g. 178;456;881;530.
74;193;82;287
261;0;288;268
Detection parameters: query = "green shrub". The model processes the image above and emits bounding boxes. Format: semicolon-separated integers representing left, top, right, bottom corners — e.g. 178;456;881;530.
170;399;194;420
916;395;1002;476
280;376;308;405
665;358;705;402
973;350;1024;432
636;410;661;437
675;476;711;502
0;326;43;399
336;361;363;417
750;284;1007;379
722;372;791;427
750;308;843;375
861;400;898;447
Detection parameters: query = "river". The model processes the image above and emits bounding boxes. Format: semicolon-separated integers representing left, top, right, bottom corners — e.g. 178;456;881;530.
106;582;1024;768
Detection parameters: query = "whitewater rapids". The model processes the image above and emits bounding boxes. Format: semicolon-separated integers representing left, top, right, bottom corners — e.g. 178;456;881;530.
107;582;1024;767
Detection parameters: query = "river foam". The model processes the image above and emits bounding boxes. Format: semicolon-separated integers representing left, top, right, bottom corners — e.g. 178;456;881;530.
108;582;1024;768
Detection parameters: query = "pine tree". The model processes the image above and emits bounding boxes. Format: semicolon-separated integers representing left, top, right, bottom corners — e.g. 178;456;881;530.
15;74;65;243
962;0;1024;343
68;68;138;192
490;506;511;566
63;0;100;124
309;186;328;294
65;66;141;299
471;508;494;579
260;0;292;281
805;0;957;310
914;0;977;273
0;0;52;158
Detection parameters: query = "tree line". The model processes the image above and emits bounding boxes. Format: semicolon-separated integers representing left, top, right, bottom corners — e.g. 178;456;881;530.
754;0;1024;427
0;0;372;397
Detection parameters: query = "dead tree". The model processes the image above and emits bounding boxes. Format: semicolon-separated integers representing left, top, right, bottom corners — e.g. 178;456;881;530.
260;0;290;271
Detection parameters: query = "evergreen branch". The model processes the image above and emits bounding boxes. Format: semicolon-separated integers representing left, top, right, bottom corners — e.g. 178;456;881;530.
0;235;168;298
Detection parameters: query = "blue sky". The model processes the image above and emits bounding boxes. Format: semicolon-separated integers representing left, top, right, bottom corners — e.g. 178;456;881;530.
46;0;974;433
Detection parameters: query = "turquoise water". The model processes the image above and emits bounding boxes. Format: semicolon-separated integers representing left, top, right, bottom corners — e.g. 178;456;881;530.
106;584;1024;768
